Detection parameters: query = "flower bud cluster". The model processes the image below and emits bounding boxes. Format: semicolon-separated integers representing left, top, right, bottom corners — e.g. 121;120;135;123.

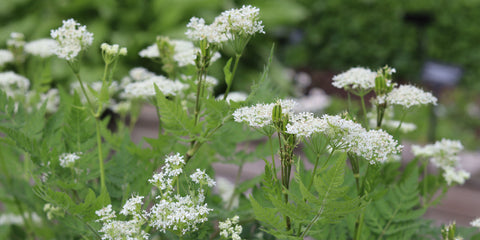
101;43;127;64
219;216;243;240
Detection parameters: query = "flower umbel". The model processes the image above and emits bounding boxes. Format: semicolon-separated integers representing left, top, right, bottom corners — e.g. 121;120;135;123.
50;19;93;61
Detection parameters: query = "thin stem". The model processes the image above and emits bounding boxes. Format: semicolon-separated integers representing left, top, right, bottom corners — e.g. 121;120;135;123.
226;160;244;210
360;94;368;129
394;110;408;136
95;119;106;191
347;92;352;113
268;135;277;178
422;160;428;207
308;148;336;191
69;63;95;114
223;53;242;100
154;103;162;137
194;67;206;126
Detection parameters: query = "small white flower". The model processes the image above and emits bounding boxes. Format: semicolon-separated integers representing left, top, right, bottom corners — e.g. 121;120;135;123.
412;139;463;169
123;76;188;99
185;17;228;44
213;5;265;39
218;216;243;240
120;195;144;217
232;99;296;128
95;204;116;222
442;167;470;186
0;71;30;98
7;32;25;49
332;67;377;94
190;169;216;187
24;39;58;58
59;152;81;168
386;85;437;108
286;112;328;138
471;218;480;228
294;88;331;113
349;129;403;164
0;49;14;67
50;19;93;61
217;91;248;103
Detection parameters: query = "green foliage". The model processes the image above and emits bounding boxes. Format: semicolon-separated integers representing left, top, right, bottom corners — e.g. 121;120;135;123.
250;153;362;239
285;0;480;90
364;161;426;240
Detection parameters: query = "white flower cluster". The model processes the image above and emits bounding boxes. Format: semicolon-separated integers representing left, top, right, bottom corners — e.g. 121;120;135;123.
148;153;185;191
384;85;437;108
7;32;25;49
412;139;470;185
101;43;127;57
349;129;403;164
24;39;58;58
286;113;401;164
0;212;41;226
0;71;30;98
190;169;216;187
146;153;215;235
0;50;14;67
471;217;480;228
96;203;149;240
123;75;188;99
232;99;296;128
286;112;327;137
217;91;248;103
214;5;265;38
26;88;60;113
219;216;243;240
120;195;144;217
50;19;93;61
59;152;81;168
186;5;264;43
148;194;212;235
332;67;378;93
294;88;331;113
139;39;220;67
185;17;228;44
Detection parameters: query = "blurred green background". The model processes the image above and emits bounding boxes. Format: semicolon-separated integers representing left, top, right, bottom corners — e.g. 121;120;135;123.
1;0;479;148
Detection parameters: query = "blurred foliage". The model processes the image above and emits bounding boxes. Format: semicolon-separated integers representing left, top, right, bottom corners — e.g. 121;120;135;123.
0;0;307;94
281;0;480;91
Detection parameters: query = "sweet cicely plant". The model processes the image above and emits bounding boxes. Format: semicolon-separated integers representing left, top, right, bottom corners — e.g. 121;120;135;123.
1;4;480;240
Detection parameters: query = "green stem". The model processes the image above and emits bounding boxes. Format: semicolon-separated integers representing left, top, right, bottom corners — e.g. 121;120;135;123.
194;67;206;126
223;53;242;100
95;119;106;191
308;148;336;191
347;92;352;113
422;160;428;207
268;135;277;178
226;160;244;210
154;102;162;137
394;110;408;136
360;95;368;129
69;63;95;115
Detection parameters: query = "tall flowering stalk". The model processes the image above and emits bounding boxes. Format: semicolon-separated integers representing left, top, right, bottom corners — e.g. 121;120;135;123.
51;19;126;192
